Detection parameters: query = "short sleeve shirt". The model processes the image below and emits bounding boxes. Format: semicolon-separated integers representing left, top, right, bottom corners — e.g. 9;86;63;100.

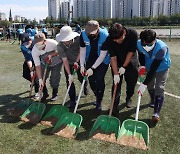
57;36;80;65
80;33;99;65
32;39;61;66
101;28;138;69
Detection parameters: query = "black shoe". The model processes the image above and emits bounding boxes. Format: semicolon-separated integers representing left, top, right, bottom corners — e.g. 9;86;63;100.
67;101;76;109
93;102;96;106
84;86;89;96
95;102;102;112
126;98;133;108
51;95;58;101
112;108;119;117
149;102;155;108
41;93;49;102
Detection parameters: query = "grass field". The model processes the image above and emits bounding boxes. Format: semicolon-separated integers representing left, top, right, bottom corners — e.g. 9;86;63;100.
0;39;180;154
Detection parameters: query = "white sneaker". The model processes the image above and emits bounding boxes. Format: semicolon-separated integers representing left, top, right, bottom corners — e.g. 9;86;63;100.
34;93;40;100
51;95;58;101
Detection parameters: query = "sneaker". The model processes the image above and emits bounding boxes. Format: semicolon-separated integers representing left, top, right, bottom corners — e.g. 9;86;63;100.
152;113;160;123
126;98;133;108
149;102;155;108
34;93;40;101
84;86;89;96
67;101;76;109
51;95;58;101
41;93;49;102
93;102;96;106
96;103;102;112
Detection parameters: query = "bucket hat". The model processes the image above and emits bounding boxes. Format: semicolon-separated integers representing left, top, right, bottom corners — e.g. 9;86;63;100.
56;26;79;42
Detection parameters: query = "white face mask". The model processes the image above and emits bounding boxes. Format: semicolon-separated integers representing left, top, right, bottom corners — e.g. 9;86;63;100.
25;44;31;49
143;43;155;52
36;41;46;50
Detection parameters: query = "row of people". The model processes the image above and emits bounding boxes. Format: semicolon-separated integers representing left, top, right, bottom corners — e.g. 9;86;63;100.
21;20;171;123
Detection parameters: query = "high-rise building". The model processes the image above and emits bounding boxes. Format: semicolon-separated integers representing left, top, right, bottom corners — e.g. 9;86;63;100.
48;0;180;20
48;0;61;19
14;15;21;22
132;0;141;17
0;12;6;21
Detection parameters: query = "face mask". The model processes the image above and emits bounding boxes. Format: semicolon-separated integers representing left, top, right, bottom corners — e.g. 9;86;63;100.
36;42;46;50
143;43;155;52
25;44;31;49
88;34;97;40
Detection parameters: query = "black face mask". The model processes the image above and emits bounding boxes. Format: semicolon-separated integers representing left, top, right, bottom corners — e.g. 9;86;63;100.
88;34;97;40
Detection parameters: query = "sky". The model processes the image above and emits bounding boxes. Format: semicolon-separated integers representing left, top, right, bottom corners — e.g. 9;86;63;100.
0;0;48;20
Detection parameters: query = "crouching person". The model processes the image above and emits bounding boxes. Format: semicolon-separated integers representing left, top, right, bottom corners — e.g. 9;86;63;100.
57;26;88;109
137;29;171;123
32;33;63;102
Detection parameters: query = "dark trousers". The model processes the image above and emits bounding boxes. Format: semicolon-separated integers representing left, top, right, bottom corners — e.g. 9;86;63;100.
86;63;109;103
111;66;138;107
23;61;39;93
64;65;85;102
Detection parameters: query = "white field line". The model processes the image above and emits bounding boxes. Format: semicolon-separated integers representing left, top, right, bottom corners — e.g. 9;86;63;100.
137;82;180;99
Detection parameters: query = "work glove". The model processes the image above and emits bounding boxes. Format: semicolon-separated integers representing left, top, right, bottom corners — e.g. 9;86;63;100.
118;67;126;76
113;75;120;84
86;68;93;77
68;74;74;84
80;66;85;76
45;55;52;64
39;78;44;91
139;66;146;76
73;62;79;70
30;71;35;81
138;83;147;96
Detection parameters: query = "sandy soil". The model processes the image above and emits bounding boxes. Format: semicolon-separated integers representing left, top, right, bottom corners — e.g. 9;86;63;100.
55;126;76;139
41;116;58;127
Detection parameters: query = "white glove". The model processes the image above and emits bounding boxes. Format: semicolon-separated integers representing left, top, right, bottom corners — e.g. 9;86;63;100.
68;74;74;84
113;75;120;84
138;83;147;95
73;62;79;70
86;68;93;77
39;79;44;91
118;67;126;76
80;66;85;76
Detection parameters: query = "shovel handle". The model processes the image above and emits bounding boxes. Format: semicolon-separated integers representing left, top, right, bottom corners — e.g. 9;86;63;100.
109;83;118;116
62;69;77;106
73;76;86;113
39;63;48;100
29;72;35;98
135;93;141;121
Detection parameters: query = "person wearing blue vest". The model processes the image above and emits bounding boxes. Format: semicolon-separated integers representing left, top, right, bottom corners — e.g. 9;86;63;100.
101;23;139;116
20;34;39;100
79;20;110;111
17;27;24;44
137;29;171;123
42;27;48;38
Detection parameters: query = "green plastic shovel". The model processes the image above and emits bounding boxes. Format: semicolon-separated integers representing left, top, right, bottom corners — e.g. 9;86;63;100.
20;63;48;124
118;93;149;148
89;84;120;139
51;76;86;137
20;102;46;125
41;70;78;126
7;70;36;117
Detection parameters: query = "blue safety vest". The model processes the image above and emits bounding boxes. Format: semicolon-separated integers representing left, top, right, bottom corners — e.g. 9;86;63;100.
81;28;110;65
137;39;171;72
